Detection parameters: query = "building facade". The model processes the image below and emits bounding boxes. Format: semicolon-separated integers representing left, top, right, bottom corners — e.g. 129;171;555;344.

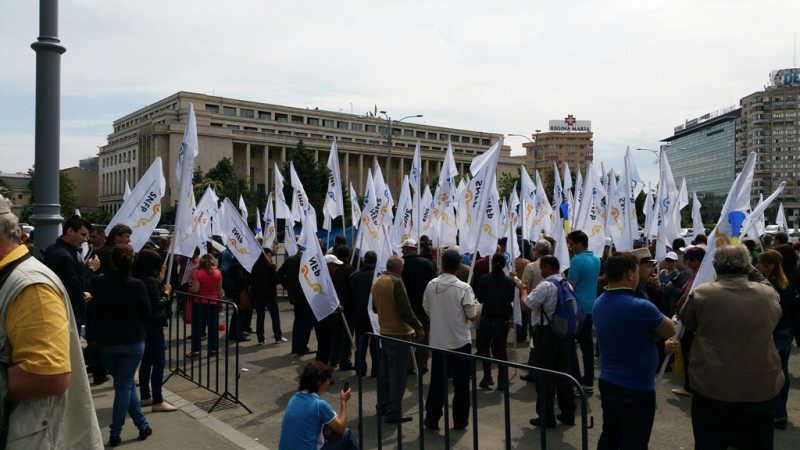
737;69;800;227
0;171;31;216
99;91;519;213
662;107;740;222
521;115;594;182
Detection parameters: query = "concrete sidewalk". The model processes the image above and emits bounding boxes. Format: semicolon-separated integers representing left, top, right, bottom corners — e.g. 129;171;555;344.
91;381;266;449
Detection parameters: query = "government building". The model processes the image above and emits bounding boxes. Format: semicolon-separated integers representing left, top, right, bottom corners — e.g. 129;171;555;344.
98;91;520;213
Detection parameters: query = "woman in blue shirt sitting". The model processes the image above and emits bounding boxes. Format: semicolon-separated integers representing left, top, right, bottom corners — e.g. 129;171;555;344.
279;361;359;450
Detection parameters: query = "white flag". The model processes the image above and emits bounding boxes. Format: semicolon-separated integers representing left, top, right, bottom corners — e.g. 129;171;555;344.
776;203;789;232
691;191;704;241
107;157;166;252
391;175;414;251
349;183;361;230
123;181;131;202
219;198;261;272
173;104;201;257
238;194;248;223
324;138;344;220
254;207;262;239
297;206;340;321
263;193;276;249
195;185;219;244
274;163;292;220
290;161;312;222
357;169;382;254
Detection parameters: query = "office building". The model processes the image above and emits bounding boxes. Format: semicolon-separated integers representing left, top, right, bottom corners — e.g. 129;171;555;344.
520;115;594;182
99;91;519;213
662;106;740;222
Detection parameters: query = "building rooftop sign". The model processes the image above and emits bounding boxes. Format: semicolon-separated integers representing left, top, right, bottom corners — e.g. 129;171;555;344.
673;105;737;134
770;68;800;87
548;114;591;132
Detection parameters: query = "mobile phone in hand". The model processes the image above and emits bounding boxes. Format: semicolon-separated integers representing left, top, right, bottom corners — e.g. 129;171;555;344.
342;382;350;392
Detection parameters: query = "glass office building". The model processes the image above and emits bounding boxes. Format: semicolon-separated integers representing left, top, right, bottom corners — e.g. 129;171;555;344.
661;108;740;222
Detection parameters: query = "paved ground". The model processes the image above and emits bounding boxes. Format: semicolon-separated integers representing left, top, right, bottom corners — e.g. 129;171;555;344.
94;298;800;449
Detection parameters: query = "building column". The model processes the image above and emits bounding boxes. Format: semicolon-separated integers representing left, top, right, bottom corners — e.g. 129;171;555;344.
358;153;364;193
344;151;350;192
245;143;252;189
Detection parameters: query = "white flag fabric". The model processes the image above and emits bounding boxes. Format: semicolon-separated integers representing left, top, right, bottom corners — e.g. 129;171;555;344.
462;140;502;255
238;195;248;223
532;170;552;240
274;163;293;220
123;181;131;202
324;138;345;220
290;161;312;222
743;184;786;238
357;170;382;254
195;186;219;245
263;193;276;249
776;203;789;232
106;158;167;252
367;225;394;335
691;191;704;241
254;207;262;239
298;206;340;321
520;167;536;241
391;175;414;251
410;141;422;194
372;163;394;227
419;185;436;242
410;141;422;240
219;198;261;272
173;104;201;257
284;220;299;256
349;183;361;230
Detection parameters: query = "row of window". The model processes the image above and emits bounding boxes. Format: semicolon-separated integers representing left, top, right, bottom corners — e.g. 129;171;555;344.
114;102;178;133
102;150;136;168
204;103;490;145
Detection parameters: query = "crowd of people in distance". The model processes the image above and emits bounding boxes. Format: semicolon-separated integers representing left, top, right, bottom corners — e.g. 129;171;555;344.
2;188;795;450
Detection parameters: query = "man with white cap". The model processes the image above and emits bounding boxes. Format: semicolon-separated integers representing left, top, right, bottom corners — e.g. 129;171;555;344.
658;251;683;317
400;238;435;374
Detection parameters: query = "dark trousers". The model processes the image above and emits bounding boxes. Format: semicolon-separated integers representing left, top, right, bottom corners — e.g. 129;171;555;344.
570;314;594;386
597;379;655;450
191;301;219;352
354;316;378;377
140;324;166;404
477;317;510;380
532;326;575;420
330;313;353;366
425;343;471;426
253;295;283;343
378;335;413;420
691;392;775;450
291;301;316;354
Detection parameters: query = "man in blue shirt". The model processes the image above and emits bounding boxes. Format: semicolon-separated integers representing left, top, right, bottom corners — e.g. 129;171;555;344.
593;252;675;449
566;230;601;392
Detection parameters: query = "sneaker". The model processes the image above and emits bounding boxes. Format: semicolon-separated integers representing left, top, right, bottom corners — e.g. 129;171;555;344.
672;387;693;396
582;384;594;393
529;417;556;428
140;397;153;407
138;426;152;441
152;401;178;412
423;416;440;431
479;376;494;389
257;340;266;345
275;337;288;343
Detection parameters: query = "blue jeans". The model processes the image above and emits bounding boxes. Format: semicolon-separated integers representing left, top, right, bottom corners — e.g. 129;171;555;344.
597;378;656;450
140;324;166;404
773;326;793;419
253;295;283;343
100;340;149;437
570;314;594;386
321;428;360;450
191;301;219;352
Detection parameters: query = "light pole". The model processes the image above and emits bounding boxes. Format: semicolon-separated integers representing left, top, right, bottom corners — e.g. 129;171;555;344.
636;148;660;166
508;130;541;174
379;111;423;190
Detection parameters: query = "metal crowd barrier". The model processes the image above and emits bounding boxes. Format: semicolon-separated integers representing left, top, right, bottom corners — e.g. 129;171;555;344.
358;333;592;450
164;291;251;413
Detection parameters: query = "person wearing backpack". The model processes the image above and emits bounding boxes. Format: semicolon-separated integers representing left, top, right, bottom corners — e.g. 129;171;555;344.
566;230;601;394
520;256;577;429
593;252;676;450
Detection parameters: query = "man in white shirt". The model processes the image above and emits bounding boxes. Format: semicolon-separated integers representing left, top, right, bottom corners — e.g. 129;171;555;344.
422;249;479;432
520;256;576;429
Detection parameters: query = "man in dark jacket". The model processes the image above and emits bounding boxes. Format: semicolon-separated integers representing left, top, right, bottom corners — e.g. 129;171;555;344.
43;215;100;329
400;238;435;373
277;249;316;355
476;253;517;390
330;245;356;370
349;251;378;377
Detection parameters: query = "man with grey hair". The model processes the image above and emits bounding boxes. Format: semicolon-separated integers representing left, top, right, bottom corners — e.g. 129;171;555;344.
371;255;424;424
0;195;103;448
680;245;783;449
519;239;552;382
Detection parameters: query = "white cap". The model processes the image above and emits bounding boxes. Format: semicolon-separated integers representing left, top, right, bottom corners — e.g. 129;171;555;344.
0;194;10;215
665;251;678;261
401;238;418;248
604;237;613;246
323;254;343;265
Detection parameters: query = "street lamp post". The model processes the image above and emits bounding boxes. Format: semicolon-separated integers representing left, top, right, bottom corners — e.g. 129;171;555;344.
636;148;660;166
379;112;423;190
508;130;541;173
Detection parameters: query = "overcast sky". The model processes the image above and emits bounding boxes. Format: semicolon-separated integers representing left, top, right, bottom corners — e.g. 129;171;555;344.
1;0;798;186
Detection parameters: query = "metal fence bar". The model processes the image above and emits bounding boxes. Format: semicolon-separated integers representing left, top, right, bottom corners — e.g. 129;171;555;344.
357;333;591;450
165;291;251;414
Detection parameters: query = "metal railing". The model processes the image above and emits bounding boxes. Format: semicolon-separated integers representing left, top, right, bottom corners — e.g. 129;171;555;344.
357;333;592;449
165;291;251;413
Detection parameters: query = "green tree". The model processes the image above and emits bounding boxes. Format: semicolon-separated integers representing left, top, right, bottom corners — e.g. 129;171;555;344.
281;140;330;228
498;170;521;200
19;167;79;222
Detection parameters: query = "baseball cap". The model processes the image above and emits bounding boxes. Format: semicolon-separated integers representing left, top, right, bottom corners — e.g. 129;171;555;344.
401;238;418;248
665;251;678;261
323;254;343;265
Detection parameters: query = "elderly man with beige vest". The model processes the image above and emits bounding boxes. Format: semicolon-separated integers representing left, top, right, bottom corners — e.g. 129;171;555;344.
680;245;783;449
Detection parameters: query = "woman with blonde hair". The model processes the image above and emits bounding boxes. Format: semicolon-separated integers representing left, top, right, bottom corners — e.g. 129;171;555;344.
187;253;223;357
755;249;795;429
